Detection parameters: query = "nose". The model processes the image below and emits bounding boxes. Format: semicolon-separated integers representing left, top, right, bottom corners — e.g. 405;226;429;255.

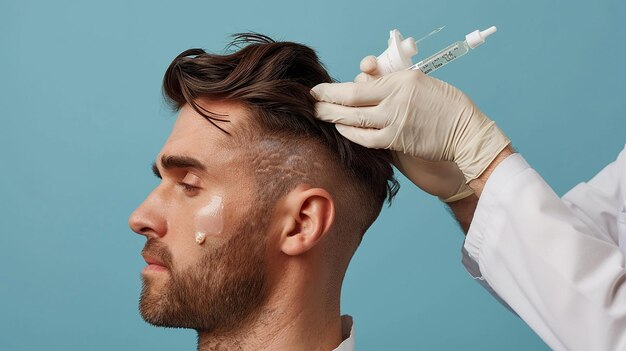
128;189;167;239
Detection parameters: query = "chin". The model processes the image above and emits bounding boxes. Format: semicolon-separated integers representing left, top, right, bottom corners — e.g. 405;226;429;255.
139;280;171;327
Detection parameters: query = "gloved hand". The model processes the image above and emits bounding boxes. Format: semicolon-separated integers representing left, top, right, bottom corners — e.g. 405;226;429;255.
350;57;473;202
311;55;510;202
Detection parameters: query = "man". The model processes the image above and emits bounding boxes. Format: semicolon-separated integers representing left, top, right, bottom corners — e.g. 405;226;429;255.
128;34;398;350
312;56;626;350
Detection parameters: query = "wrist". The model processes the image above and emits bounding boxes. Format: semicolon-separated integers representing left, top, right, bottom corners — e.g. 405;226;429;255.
468;145;514;197
447;194;479;234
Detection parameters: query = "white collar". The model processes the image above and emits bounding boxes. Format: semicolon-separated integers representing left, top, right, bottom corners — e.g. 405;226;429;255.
332;315;354;351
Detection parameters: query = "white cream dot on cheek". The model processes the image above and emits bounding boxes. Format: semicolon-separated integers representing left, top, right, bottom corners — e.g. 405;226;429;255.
193;195;224;244
195;231;207;244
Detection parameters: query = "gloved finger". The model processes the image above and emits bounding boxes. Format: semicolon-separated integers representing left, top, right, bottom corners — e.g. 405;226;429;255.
315;102;388;129
354;72;380;83
359;55;379;75
353;72;373;83
335;124;391;149
310;79;386;107
392;152;473;200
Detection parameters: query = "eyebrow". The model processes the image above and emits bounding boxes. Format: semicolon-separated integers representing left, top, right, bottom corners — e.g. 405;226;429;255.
152;155;207;178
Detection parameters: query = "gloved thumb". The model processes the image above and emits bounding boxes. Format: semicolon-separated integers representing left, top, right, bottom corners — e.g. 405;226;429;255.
354;55;380;83
359;55;379;75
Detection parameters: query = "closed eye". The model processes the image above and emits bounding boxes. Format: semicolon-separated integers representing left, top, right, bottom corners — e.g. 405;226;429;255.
178;182;200;194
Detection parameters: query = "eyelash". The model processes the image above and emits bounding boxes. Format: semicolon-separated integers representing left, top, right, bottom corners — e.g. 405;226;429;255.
177;182;200;193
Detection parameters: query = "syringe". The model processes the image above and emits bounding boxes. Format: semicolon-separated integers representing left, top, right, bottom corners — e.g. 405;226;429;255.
409;26;497;74
375;26;497;76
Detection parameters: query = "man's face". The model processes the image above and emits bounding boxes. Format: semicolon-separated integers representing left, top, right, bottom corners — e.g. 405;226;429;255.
128;102;269;332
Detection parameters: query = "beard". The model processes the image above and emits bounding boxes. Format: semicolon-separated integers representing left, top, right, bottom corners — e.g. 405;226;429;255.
139;213;268;334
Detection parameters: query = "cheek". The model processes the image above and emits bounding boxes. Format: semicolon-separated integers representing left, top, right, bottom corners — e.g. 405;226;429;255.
194;195;225;242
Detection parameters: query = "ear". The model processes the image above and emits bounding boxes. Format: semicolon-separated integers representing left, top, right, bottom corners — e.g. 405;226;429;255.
278;185;335;256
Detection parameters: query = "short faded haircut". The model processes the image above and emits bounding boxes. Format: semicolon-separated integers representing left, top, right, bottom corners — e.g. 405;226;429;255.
162;33;398;237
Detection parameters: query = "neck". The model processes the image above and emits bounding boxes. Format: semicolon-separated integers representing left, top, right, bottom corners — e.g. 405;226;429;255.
197;267;344;351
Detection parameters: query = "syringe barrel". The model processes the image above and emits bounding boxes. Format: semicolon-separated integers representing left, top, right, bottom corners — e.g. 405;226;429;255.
409;40;471;75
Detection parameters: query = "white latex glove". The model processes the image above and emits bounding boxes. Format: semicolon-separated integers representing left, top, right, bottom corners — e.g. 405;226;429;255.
348;57;471;202
311;56;510;201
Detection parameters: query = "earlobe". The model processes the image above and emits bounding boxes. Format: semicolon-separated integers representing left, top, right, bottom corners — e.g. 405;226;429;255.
280;186;335;256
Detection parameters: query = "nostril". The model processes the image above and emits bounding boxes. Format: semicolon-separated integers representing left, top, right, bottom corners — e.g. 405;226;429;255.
128;216;141;233
128;199;164;237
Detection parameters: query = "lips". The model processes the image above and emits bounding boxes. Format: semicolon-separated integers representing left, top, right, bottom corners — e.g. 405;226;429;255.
143;255;165;266
141;241;171;273
142;254;169;271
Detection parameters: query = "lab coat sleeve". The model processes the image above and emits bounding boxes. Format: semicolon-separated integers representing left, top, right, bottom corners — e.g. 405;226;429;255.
561;146;626;245
462;145;626;351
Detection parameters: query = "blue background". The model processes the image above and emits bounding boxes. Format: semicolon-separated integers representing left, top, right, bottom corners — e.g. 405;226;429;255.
2;0;625;349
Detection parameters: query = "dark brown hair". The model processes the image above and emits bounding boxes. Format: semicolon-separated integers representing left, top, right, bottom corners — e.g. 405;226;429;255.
162;33;398;234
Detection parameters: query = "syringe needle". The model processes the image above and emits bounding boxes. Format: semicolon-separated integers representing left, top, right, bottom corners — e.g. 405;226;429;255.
415;25;446;44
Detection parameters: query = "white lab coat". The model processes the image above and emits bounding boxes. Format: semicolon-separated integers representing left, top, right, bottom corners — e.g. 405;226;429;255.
463;144;626;351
